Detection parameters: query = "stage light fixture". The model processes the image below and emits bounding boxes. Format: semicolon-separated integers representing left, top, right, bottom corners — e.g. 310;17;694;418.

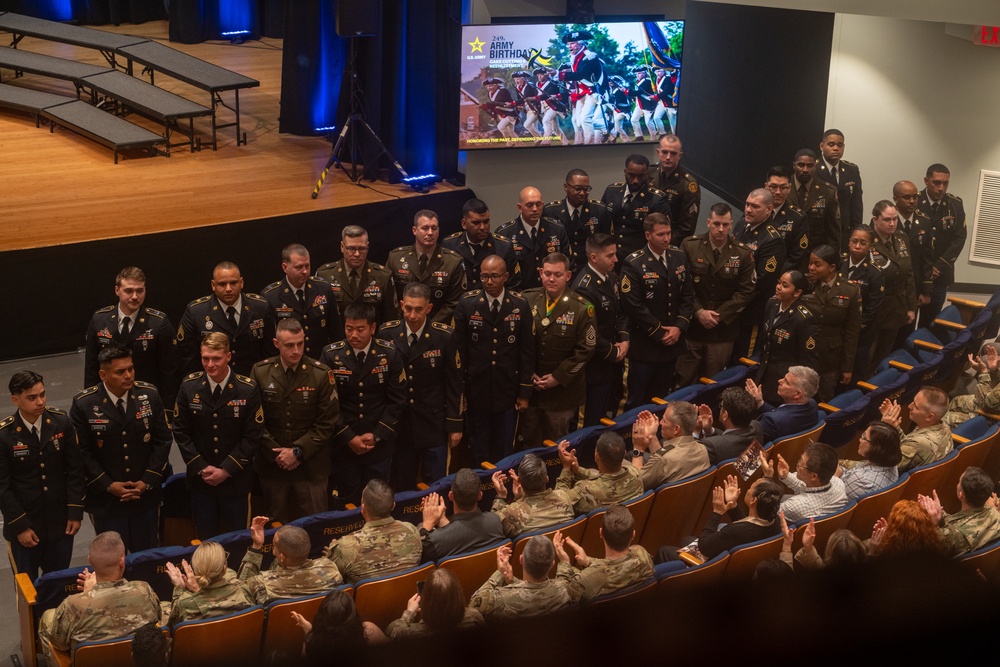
402;173;439;193
222;30;250;44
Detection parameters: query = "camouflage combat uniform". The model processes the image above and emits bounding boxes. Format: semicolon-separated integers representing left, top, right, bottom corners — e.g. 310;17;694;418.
897;422;953;473
563;545;655;601
238;549;344;604
325;516;421;583
385;607;485;638
469;563;580;621
492;489;575;538
166;570;254;626
554;465;643;515
938;505;1000;557
944;370;1000;428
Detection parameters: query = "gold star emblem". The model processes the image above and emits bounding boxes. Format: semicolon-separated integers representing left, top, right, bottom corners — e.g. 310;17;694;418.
469;37;485;53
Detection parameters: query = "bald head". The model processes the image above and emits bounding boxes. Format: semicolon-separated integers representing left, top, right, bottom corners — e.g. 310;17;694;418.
480;254;508;298
89;531;126;576
744;188;774;225
517;186;544;226
892;180;919;217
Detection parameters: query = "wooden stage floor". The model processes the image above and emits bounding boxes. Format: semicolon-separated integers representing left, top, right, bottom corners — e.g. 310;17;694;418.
0;20;459;252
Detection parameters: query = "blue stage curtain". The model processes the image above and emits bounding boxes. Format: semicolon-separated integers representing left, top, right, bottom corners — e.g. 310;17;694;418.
0;0;167;24
278;0;345;136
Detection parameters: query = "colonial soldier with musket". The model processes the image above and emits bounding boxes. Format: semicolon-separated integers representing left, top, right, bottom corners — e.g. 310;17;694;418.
511;70;541;140
481;77;518;143
544;168;612;267
316;225;400;326
442;197;521;291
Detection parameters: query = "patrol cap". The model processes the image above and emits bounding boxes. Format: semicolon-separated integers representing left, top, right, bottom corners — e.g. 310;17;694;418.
512;70;531;78
483;77;503;85
562;30;593;43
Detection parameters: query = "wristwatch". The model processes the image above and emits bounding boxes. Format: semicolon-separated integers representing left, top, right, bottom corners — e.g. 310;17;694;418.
631;449;642;459
292;446;303;460
419;526;433;537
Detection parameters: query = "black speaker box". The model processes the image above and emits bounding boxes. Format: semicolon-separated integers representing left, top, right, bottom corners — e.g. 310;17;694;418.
336;1;379;37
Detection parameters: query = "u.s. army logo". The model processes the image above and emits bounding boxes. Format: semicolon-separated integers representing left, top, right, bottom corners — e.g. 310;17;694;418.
765;256;778;273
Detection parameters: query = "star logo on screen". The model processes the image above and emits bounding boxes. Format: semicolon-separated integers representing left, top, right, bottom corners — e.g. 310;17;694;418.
468;37;485;53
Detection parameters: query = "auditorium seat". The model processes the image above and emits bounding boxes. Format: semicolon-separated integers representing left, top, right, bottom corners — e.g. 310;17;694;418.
847;474;909;537
262;587;352;658
171;605;264;667
44;634;132;667
510;516;587;578
353;563;435;631
639;467;717;554
959;539;1000;584
586;577;657;607
722;534;784;581
767;419;825;471
656;551;728;594
578;489;655;557
902;449;959;502
941;425;1000;514
436;540;510;603
790;500;856;555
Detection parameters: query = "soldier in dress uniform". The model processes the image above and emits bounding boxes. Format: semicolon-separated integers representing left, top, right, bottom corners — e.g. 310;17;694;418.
765;166;809;271
173;332;263;539
601;153;670;261
869;200;917;366
320;303;407;506
386;210;466;324
800;246;862;402
495;186;572;291
571;233;629;426
1;371;83;579
251;318;339;523
442;198;521;291
732;188;786;361
544;169;612;267
619;213;694;408
177;262;275;377
453;255;535;465
916;163;967;324
892;180;932;329
521;253;596;447
315;225;399;325
377;283;463;490
261;243;342;360
839;226;885;379
71;344;172;553
647;134;700;242
815;129;864;248
676;203;756;387
756;271;819;406
84;266;179;410
787;149;841;251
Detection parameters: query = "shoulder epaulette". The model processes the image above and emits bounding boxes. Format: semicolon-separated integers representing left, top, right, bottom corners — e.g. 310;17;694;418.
309;360;330;370
915;209;931;220
0;416;13;429
382;320;401;328
325;341;346;351
76;386;99;398
569;291;591;306
134;380;157;389
244;292;266;302
315;261;337;273
310;275;330;285
374;338;394;348
609;182;624;187
588;198;604;206
681;234;704;245
787;202;804;215
947;192;963;203
189;295;212;307
647;185;666;196
184;371;204;382
143;307;167;318
796;304;812;318
578;273;592;287
626;248;645;262
547;199;562;206
389;246;410;254
508;290;523;299
431;321;453;333
369;261;387;271
440;246;461;257
253;357;276;368
45;406;66;415
764;225;782;238
232;374;253;386
261;281;282;293
444;231;462;240
461;289;483;298
520;287;543;297
96;305;115;314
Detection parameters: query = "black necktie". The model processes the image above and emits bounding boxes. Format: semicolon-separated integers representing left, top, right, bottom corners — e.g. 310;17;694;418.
830;165;838;186
212;384;222;402
797;183;807;202
529;227;537;244
30;424;39;442
848;264;857;280
571;209;580;227
295;289;306;310
491;299;500;318
713;248;721;262
116;397;126;416
661;254;668;272
121;316;131;339
409;332;418;347
471;244;481;261
419;255;429;274
226;306;237;328
286;366;295;380
357;350;366;365
349;270;360;293
623;192;632;208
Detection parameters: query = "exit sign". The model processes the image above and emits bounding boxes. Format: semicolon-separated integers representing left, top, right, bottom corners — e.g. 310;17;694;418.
974;26;1000;46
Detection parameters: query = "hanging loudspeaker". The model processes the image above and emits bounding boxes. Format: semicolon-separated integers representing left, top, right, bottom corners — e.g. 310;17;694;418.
336;1;379;37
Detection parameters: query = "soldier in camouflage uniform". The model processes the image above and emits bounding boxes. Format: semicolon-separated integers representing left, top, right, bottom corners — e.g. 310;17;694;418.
164;541;253;626
469;537;579;622
944;347;1000;427
491;453;575;538
39;532;160;666
555;433;642;515
918;467;1000;557
238;516;343;604
880;388;953;473
325;480;421;583
553;505;653;600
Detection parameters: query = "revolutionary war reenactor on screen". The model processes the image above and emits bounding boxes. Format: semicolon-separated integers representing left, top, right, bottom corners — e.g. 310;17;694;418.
511;70;541;140
481;77;518;144
558;30;606;145
531;66;569;145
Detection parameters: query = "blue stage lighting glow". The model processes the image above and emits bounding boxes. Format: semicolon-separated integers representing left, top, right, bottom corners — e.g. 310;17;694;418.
314;126;337;132
41;0;73;21
310;3;344;135
218;0;252;36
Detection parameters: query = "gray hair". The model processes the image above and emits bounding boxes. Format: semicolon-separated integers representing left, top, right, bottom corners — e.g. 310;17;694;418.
788;366;819;398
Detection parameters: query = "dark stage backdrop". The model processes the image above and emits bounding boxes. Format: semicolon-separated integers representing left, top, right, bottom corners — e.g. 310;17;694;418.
0;189;473;361
679;1;834;205
0;0;166;25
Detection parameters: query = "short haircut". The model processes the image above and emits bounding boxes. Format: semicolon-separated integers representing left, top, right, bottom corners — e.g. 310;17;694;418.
276;317;304;335
926;163;950;177
362;479;395;518
541;252;571;272
116;266;146;285
517;453;549;495
625;153;649;169
585;232;615;256
822;128;844;140
342;225;368;240
450;468;481;510
658;133;681;146
849;225;874;242
97;343;132;368
521;535;555;579
751;478;784;522
89;531;125;569
788;365;819;398
766;165;793;181
282;243;309;263
213;261;239;274
343;302;376;324
708;202;732;218
480;254;507;274
643;211;671;234
720;387;755;428
667;401;697;434
601;505;635;551
784;270;810;294
872;199;896;218
794;148;817;161
274;525;312;564
803;442;838;484
960;467;995;507
810;244;840;269
565;168;588;181
200;331;231;352
748;188;774;207
191;541;228;588
9;370;43;395
918;386;949;420
865;420;902;467
462;197;489;217
414;209;438;225
402;282;432;301
595;432;627;470
132;622;169;667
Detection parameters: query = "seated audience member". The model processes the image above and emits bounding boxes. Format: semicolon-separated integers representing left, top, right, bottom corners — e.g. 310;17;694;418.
326;480;421;583
694;387;763;465
779;517;866;571
552;505;654;600
132;622;170;667
290;589;387;659
165;541;254;626
659;476;783;563
469;538;579;621
419;468;505;563
491;454;575;538
760;442;847;523
554;433;643;515
38;531;160;665
238;517;343;603
745;366;820;444
944;346;1000;427
879;387;952;473
386;569;485;638
867;500;943;559
917;467;1000;557
626;401;711;491
836;420;902;500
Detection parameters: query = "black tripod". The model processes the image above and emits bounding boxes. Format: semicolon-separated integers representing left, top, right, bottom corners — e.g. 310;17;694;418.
311;39;409;199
